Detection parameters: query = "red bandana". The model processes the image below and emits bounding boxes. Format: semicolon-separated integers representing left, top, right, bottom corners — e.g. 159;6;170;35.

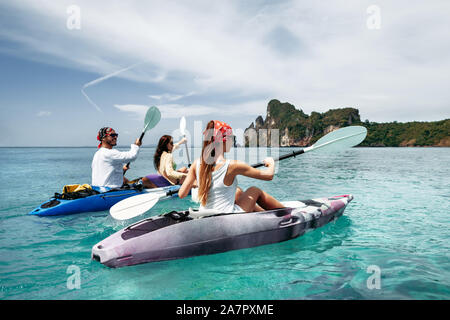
204;120;233;142
97;127;114;148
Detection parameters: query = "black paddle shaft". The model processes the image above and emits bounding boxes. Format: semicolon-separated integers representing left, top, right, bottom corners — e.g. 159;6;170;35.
251;149;305;168
125;131;146;171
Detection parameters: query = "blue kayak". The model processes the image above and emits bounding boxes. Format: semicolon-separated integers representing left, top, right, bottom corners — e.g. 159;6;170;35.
29;185;180;217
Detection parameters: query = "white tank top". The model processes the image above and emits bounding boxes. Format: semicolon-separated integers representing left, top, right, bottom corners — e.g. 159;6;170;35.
196;159;242;213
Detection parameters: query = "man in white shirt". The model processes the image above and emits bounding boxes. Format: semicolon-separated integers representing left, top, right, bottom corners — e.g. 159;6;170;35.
91;127;142;188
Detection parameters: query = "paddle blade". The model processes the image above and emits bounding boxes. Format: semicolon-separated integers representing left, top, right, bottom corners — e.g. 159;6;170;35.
308;126;367;153
110;193;162;220
144;106;161;132
180;116;186;135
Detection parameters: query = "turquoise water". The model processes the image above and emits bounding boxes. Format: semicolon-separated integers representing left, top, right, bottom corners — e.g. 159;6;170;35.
0;147;449;300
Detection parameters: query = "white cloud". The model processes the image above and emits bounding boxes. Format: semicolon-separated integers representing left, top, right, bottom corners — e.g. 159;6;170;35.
1;0;450;121
114;104;149;119
148;91;197;103
158;104;218;118
37;111;52;117
114;103;223;119
114;99;268;119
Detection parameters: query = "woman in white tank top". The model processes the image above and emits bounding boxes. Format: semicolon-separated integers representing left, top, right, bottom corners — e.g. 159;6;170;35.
179;120;284;213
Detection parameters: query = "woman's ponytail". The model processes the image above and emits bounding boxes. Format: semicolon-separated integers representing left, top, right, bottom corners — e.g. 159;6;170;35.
198;121;217;206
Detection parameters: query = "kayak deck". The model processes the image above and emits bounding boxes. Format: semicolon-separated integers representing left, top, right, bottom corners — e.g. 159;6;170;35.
29;185;180;216
92;194;353;268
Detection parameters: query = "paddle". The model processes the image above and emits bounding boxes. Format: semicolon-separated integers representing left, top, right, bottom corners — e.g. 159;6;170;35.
110;186;180;220
110;125;367;220
179;116;191;167
180;116;199;202
252;125;367;168
124;106;161;171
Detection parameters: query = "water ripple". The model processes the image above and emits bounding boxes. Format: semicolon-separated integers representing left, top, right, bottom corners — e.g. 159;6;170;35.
1;147;449;299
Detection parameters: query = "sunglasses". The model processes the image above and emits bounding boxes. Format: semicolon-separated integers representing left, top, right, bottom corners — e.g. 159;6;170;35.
109;133;119;138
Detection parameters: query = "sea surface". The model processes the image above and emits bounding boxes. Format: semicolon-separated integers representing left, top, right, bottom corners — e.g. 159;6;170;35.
0;147;449;300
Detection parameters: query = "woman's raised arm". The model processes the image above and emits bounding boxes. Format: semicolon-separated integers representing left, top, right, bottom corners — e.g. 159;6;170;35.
231;158;275;181
178;159;197;198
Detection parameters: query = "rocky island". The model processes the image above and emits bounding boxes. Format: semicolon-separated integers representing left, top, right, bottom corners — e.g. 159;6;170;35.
244;100;450;147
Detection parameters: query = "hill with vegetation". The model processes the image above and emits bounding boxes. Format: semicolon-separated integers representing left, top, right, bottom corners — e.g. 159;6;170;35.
244;99;450;147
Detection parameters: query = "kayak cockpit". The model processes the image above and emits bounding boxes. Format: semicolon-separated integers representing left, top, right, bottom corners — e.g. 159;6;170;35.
120;206;297;241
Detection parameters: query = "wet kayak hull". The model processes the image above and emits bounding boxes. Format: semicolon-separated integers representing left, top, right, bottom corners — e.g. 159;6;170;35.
92;195;353;267
29;185;179;216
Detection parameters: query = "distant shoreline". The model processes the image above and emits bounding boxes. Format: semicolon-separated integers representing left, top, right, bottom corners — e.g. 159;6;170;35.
245;100;450;147
1;146;449;148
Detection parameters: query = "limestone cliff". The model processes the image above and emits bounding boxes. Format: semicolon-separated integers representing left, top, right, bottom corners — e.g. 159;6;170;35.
244;99;450;147
245;99;360;147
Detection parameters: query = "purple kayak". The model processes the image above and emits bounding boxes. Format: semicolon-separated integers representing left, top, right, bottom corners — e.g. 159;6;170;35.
92;195;353;268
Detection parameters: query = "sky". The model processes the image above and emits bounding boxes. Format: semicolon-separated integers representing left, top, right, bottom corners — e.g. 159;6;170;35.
0;0;449;146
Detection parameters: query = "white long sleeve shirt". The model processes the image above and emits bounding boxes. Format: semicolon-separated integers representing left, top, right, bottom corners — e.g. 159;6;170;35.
91;144;140;188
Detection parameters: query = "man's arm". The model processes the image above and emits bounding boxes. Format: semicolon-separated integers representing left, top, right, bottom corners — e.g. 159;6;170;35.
109;139;142;163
